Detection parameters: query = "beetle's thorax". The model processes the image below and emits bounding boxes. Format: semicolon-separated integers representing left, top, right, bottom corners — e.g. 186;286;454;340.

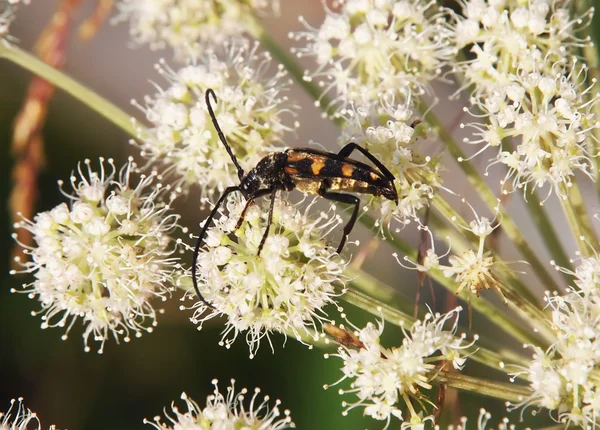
239;152;288;198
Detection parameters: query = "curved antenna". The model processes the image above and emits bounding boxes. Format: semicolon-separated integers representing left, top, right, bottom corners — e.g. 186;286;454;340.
205;89;245;181
192;185;241;309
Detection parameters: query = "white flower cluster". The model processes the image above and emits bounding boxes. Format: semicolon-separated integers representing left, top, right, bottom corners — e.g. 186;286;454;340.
0;398;47;430
135;40;296;203
11;158;182;353
325;308;473;429
292;0;453;109
451;0;592;97
462;66;599;197
189;197;348;358
115;0;279;56
512;255;600;426
144;379;294;430
338;94;442;225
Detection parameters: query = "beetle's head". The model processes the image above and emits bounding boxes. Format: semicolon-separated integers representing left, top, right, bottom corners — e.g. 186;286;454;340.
240;171;260;199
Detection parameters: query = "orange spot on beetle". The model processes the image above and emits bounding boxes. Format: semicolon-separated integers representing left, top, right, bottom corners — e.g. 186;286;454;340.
311;157;326;175
341;163;354;178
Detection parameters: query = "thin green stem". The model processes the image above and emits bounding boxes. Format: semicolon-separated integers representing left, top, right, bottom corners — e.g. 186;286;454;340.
436;372;531;403
424;109;563;295
559;181;598;259
524;189;574;281
0;45;138;138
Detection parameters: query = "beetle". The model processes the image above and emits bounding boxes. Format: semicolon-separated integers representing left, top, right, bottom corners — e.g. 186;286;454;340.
192;89;398;307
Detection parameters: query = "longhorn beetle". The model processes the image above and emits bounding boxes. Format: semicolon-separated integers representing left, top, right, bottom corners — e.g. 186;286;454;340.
192;89;399;307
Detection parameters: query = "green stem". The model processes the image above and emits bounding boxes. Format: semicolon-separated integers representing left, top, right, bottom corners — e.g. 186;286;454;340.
424;110;563;295
0;45;138;138
436;372;531;403
559;181;598;259
525;189;574;281
243;15;339;122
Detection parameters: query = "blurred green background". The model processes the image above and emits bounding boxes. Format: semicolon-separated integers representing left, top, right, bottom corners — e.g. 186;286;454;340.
0;2;564;429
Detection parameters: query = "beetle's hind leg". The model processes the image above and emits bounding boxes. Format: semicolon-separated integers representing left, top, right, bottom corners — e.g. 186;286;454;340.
338;142;396;181
319;181;360;254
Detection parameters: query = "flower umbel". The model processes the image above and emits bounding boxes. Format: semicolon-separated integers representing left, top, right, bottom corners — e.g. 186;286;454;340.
292;0;453;109
144;379;294;430
188;196;348;358
325;307;473;429
115;0;279;57
11;158;182;353
134;40;296;203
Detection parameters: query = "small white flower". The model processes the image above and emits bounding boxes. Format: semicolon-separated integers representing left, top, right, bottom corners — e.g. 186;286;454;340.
187;196;348;358
115;0;279;57
11;158;183;353
291;0;453;109
134;39;297;204
325;308;474;429
144;379;294;429
0;398;43;430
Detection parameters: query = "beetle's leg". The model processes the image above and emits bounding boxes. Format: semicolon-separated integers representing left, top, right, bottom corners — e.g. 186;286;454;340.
257;190;278;256
192;186;240;309
234;188;273;231
319;182;360;254
338;142;396;181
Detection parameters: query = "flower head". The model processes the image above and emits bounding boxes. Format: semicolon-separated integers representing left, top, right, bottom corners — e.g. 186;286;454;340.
450;0;593;97
135;40;296;204
462;64;600;198
11;158;183;353
325;308;474;429
144;379;294;430
188;196;348;358
1;398;42;430
292;0;453;109
337;93;442;226
115;0;279;57
395;202;506;302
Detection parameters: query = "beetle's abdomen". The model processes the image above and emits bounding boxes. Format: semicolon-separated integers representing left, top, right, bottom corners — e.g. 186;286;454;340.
283;148;397;202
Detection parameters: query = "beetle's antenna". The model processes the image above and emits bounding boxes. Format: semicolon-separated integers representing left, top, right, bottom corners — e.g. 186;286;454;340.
206;89;245;181
192;185;241;309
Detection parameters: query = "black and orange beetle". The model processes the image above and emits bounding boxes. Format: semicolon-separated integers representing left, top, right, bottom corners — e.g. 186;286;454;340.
192;89;398;307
